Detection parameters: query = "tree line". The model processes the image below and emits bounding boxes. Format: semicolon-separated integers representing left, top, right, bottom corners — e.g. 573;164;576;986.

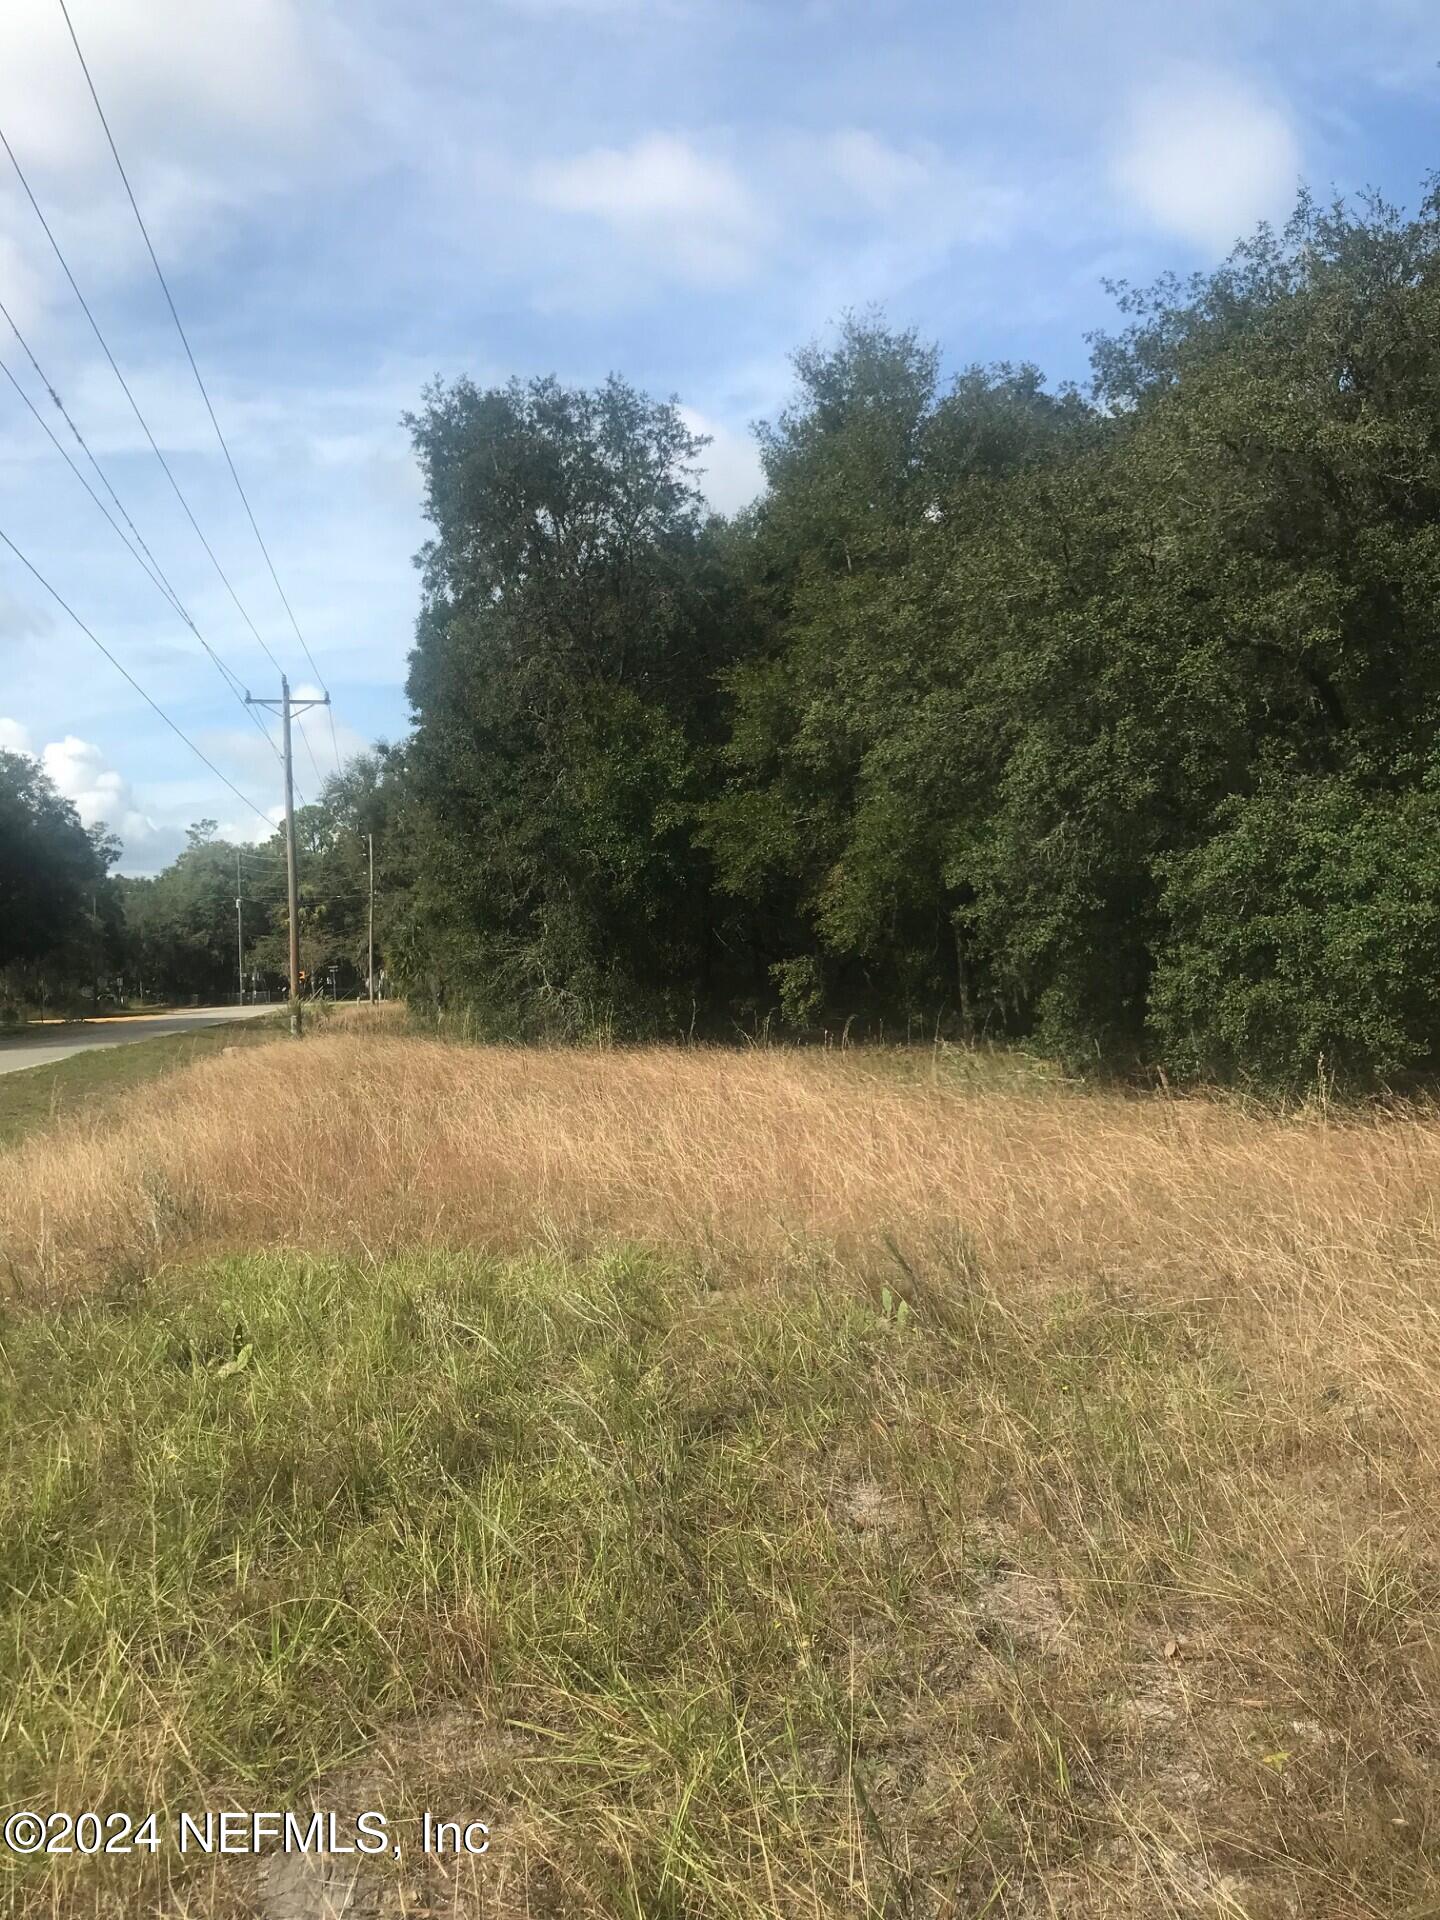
402;186;1440;1087
0;750;405;1016
8;185;1440;1085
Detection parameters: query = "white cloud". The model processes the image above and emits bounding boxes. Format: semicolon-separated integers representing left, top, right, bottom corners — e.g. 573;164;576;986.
0;584;56;644
524;123;1020;316
214;805;283;849
742;128;1022;332
3;715;305;870
1109;70;1302;254
497;0;694;14
0;0;321;177
203;725;290;790
204;700;368;812
0;0;375;331
288;691;368;774
39;733;156;845
819;130;934;214
308;427;423;515
533;134;765;285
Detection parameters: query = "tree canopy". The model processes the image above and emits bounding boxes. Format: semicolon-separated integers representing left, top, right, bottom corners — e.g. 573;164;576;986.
0;750;116;1008
397;184;1440;1086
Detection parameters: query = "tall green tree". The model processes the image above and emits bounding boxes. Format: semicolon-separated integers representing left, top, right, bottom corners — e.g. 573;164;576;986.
403;373;739;1034
702;317;1094;1032
0;750;116;1006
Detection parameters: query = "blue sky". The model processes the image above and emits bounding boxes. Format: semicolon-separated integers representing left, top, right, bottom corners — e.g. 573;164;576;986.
0;0;1435;871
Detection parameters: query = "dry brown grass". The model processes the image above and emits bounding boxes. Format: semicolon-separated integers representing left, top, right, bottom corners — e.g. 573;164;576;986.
6;1032;1440;1916
6;1030;1440;1414
323;998;409;1034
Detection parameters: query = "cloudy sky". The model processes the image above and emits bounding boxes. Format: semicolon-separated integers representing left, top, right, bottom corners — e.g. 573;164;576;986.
0;0;1434;871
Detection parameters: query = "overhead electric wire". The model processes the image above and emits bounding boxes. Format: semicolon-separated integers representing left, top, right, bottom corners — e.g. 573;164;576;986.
1;294;182;627
0;303;307;799
0;112;326;790
58;0;343;780
0;522;273;830
0;333;290;779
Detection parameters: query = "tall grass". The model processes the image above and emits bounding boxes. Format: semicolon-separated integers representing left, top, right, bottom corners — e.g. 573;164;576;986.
3;1036;1440;1914
5;1034;1440;1420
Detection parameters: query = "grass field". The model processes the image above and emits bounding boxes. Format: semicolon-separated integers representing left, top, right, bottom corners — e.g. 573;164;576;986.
2;1025;1439;1916
0;1013;285;1149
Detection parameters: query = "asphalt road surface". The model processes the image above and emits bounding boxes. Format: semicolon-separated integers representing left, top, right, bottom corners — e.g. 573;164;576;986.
0;1005;277;1077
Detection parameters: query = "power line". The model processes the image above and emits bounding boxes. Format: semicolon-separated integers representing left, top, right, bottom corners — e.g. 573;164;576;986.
0;112;326;791
57;0;344;780
0;296;180;626
0;523;273;829
0;297;308;797
0;327;289;778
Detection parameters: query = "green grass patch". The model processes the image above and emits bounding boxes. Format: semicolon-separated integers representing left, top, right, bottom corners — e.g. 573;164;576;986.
0;1017;284;1149
4;1242;1381;1918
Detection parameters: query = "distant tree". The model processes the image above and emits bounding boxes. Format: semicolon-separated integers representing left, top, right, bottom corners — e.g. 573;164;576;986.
116;826;247;1000
243;748;413;994
0;748;110;980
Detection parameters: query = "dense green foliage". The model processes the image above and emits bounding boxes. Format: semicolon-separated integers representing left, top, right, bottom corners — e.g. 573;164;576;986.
3;752;411;1013
123;750;413;1005
11;185;1440;1083
401;374;744;1035
399;186;1440;1086
0;750;118;1016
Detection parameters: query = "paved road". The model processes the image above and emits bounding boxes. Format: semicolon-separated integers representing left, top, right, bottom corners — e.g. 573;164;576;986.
0;1004;277;1076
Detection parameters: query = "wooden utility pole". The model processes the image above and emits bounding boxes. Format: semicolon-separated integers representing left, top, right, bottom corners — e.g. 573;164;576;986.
235;849;244;1006
245;676;329;1036
367;831;375;1004
281;682;299;1033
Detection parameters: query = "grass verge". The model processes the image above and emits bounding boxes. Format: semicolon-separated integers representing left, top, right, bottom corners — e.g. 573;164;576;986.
0;1016;284;1149
3;1243;1438;1917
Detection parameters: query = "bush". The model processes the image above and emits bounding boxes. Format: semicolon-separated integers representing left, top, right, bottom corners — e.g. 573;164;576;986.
1149;775;1440;1088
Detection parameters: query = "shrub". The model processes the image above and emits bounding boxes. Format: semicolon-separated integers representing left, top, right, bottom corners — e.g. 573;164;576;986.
1150;774;1440;1087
